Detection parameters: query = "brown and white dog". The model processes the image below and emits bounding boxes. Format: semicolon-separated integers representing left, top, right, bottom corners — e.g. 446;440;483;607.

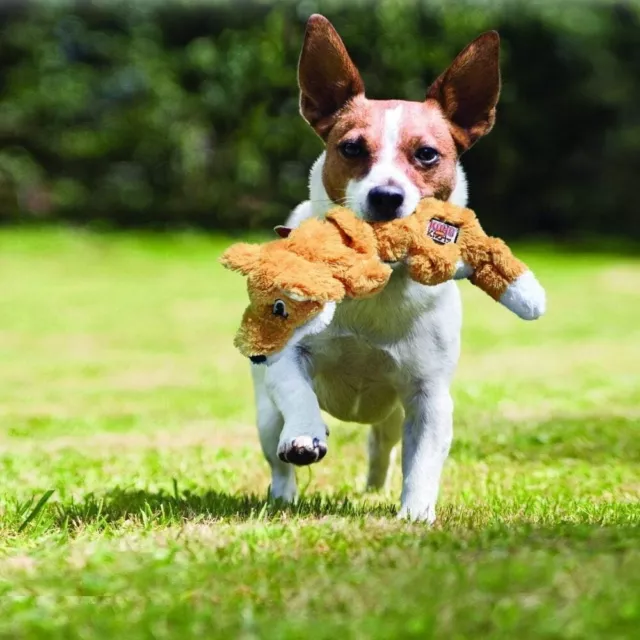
250;14;501;522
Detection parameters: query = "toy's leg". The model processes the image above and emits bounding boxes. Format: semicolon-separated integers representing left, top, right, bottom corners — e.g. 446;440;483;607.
407;244;459;286
461;234;546;320
366;404;404;492
251;365;297;501
342;259;392;298
264;347;328;466
398;381;454;524
471;260;546;321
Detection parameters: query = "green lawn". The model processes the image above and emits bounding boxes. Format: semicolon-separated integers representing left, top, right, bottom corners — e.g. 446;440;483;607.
0;228;638;638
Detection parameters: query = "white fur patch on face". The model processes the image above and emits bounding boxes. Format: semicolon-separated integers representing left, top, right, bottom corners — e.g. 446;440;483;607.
449;164;468;207
381;105;403;163
308;151;332;218
345;106;421;220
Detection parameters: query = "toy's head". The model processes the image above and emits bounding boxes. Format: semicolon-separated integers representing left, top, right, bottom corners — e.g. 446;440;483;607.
220;242;345;363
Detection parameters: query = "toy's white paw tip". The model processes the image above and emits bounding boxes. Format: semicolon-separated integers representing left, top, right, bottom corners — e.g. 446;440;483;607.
500;270;546;320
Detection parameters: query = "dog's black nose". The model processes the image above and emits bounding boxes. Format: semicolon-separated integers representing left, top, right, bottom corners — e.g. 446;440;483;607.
249;355;267;364
367;185;405;221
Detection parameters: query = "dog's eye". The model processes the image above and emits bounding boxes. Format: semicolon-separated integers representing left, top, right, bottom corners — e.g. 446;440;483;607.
272;299;288;318
339;141;367;159
415;146;440;166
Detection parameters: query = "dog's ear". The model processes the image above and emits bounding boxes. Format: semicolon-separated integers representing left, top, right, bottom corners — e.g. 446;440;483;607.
298;14;365;138
219;243;261;275
426;31;501;151
275;257;345;303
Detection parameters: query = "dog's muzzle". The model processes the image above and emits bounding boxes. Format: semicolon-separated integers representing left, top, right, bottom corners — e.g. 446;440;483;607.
366;185;405;221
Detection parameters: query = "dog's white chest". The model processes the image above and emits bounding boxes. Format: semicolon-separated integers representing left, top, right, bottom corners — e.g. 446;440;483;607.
300;273;461;423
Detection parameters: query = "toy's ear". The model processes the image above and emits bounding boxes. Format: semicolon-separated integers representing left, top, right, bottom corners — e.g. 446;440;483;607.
274;225;292;238
275;257;345;303
219;243;261;275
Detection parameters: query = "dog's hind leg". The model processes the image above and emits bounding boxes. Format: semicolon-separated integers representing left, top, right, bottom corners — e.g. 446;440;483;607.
366;404;404;492
251;366;297;502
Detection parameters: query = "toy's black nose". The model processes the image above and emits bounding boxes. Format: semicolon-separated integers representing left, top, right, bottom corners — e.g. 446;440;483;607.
249;355;267;364
366;185;405;221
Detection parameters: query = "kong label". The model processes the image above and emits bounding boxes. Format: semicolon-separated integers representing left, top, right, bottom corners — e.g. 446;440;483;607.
427;218;460;245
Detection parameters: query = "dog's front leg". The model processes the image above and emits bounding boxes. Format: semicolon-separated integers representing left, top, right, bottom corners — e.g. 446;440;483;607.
399;382;454;523
264;348;328;466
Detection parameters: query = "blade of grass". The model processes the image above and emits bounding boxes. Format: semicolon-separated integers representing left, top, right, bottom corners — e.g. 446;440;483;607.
18;489;55;533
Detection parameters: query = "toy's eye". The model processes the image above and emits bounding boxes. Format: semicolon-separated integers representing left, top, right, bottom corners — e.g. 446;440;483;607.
272;299;288;318
339;141;367;159
415;146;440;166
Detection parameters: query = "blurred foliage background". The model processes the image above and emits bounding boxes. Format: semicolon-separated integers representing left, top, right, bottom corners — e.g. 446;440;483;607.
0;0;638;239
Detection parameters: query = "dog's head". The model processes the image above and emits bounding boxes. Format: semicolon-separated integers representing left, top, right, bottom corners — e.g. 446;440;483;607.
299;15;501;222
220;243;343;363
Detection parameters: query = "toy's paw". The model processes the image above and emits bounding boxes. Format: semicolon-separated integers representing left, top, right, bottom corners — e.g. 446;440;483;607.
500;270;546;320
278;435;328;466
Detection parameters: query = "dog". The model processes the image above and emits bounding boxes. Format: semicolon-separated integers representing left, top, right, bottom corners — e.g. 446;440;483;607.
249;14;501;522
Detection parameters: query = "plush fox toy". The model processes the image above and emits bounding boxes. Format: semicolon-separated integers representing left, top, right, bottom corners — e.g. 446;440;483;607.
220;198;545;360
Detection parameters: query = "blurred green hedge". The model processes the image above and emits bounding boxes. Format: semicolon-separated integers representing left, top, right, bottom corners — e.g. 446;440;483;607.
0;0;638;238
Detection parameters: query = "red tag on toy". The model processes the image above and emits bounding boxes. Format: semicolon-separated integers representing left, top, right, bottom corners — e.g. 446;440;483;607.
427;218;459;244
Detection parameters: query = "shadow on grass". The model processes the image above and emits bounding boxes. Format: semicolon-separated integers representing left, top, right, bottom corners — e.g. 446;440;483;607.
47;489;640;555
8;484;634;557
54;486;397;530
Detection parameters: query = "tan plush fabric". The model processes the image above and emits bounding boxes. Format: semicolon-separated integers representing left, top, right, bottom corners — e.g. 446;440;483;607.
221;198;530;357
371;198;527;300
220;211;391;357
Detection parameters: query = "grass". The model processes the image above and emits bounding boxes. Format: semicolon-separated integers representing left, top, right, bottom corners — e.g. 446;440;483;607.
0;227;638;639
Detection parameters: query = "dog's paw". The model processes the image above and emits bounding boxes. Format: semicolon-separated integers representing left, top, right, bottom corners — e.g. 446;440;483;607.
397;504;436;525
268;471;298;503
278;435;327;466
